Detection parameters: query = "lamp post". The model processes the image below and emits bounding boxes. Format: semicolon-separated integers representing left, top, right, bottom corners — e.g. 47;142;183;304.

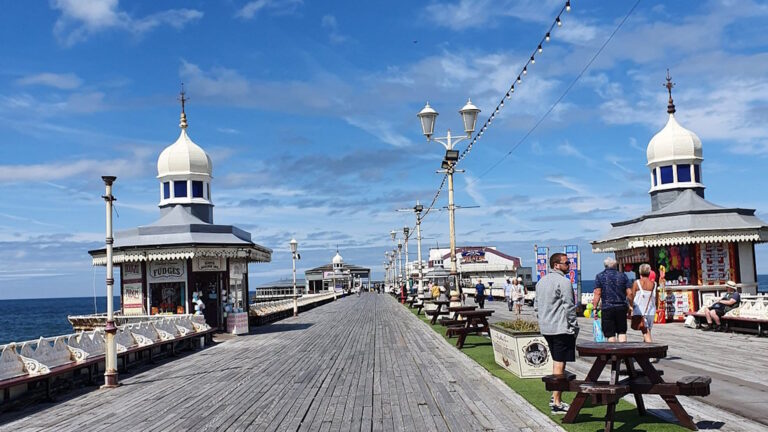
414;203;424;294
397;239;404;303
101;176;119;388
290;238;300;317
403;225;410;295
417;99;480;298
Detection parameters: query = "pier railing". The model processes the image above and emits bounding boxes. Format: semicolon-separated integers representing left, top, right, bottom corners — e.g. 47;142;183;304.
249;292;339;325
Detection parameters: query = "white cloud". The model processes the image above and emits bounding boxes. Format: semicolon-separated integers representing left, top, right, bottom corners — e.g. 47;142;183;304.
321;14;347;44
423;0;562;30
51;0;202;46
0;157;149;183
342;117;411;148
16;73;83;90
236;0;303;19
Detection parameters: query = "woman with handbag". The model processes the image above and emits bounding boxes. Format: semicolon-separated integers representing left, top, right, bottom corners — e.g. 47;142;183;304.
629;263;656;343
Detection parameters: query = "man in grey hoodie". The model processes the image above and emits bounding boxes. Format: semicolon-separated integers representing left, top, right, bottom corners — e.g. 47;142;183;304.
534;252;578;415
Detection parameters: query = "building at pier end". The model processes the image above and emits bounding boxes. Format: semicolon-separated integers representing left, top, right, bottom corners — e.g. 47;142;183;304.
304;251;371;293
591;79;768;320
428;246;524;296
88;100;272;330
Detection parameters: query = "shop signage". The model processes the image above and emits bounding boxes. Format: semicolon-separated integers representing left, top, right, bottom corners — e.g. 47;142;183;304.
226;312;249;335
123;282;144;315
122;262;143;282
565;245;580;303
535;247;549;281
229;260;247;280
148;260;186;282
700;243;729;284
616;248;650;264
193;256;225;272
460;247;488;264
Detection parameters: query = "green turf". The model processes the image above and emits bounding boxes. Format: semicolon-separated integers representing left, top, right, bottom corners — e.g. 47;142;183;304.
407;304;687;431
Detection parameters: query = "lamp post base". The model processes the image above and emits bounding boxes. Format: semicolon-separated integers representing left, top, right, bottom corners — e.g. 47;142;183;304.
101;371;120;389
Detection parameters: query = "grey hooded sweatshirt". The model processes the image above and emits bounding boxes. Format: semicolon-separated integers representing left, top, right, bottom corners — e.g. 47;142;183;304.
534;268;579;336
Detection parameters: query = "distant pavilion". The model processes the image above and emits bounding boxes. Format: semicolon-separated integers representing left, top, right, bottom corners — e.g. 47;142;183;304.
305;251;371;293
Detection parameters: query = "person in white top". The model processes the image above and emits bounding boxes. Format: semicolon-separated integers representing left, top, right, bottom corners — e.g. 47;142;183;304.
513;276;527;315
503;278;514;311
629;263;657;343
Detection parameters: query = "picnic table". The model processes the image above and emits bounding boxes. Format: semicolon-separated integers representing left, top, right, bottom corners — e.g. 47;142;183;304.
543;342;710;432
440;305;477;330
453;309;494;349
425;300;451;325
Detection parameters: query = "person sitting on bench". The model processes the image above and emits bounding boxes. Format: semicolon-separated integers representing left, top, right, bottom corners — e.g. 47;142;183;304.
703;280;740;332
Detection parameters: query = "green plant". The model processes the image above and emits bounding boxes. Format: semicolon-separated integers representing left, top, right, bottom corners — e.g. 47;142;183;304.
495;319;540;333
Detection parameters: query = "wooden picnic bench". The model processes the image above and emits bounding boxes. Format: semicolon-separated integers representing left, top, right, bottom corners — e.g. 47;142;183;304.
452;309;494;349
440;306;477;334
424;300;451;325
542;342;710;431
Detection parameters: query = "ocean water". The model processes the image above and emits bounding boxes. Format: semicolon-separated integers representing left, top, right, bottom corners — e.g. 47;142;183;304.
0;296;121;345
579;274;768;293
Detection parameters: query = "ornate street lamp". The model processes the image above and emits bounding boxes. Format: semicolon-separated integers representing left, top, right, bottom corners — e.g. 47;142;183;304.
290;238;300;317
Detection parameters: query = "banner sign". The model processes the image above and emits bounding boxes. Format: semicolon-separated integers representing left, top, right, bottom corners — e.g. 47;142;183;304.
123;282;144;315
148;260;186;282
536;247;549;281
565;245;580;303
460;247;488;264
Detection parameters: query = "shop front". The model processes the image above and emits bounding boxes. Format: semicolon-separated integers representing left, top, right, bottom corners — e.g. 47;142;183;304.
148;260;188;315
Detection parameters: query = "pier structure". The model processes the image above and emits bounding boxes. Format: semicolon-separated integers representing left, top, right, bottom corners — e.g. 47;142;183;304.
87;90;272;331
305;251;371;293
591;73;768;318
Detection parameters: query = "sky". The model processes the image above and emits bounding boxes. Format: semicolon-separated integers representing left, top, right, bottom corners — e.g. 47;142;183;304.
1;0;767;299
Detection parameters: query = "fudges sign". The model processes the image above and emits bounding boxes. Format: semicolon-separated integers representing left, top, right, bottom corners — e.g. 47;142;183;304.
148;260;186;282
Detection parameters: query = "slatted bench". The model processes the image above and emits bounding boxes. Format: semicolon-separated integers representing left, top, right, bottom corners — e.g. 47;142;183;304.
688;312;767;336
676;375;711;396
424;309;449;325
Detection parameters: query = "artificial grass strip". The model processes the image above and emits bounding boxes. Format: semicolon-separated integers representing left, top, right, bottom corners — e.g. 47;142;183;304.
407;305;686;431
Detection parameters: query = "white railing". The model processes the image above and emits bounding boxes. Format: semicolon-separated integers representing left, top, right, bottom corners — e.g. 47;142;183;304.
249;292;337;317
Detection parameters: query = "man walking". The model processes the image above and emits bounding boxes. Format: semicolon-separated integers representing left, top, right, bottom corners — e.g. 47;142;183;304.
475;280;486;309
535;253;578;415
592;257;632;342
504;278;514;311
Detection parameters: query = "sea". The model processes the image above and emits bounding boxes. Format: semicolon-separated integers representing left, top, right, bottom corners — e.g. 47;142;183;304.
1;276;767;345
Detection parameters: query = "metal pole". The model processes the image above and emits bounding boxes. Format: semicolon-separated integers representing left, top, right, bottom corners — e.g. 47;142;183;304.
101;176;118;388
404;229;410;294
292;252;298;317
416;210;424;294
447;164;459;297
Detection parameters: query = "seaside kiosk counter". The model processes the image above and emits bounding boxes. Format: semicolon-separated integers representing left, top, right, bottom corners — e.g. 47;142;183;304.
89;101;272;331
591;79;768;321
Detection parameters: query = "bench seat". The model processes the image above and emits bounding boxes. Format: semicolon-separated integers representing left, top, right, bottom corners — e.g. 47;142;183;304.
542;372;577;391
676;375;711;396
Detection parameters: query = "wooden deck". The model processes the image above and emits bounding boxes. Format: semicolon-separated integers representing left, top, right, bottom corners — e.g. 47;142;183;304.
0;294;560;432
477;297;768;431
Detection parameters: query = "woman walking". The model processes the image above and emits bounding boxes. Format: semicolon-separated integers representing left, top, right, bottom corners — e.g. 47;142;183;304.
630;263;656;343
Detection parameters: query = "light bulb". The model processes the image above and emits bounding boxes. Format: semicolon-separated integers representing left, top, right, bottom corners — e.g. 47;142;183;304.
538;44;543;53
530;56;535;64
545;32;551;42
566;1;571;12
523;66;527;75
517;76;521;83
556;17;562;27
506;92;511;99
500;100;504;107
494;108;499;114
511;85;515;93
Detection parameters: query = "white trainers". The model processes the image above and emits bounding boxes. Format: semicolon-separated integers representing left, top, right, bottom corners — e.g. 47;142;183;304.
551;401;570;415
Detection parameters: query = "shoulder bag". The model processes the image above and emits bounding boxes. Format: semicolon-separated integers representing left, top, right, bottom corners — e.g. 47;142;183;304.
630;280;654;332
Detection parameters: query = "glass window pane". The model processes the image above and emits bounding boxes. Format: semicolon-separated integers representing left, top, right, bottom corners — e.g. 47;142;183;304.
652;170;657;186
677;164;691;182
192;180;204;198
174;180;187;198
660;166;674;184
694;164;700;183
163;182;170;199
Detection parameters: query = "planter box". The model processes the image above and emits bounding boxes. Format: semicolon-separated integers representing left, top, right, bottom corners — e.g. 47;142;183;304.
489;324;553;378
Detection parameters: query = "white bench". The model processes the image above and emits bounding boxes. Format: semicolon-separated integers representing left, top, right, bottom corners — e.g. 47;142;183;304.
19;337;74;375
0;344;26;381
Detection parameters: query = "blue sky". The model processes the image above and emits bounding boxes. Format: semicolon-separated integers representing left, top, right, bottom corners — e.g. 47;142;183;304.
1;0;767;299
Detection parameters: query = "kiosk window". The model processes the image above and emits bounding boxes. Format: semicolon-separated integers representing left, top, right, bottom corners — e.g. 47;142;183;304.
174;181;187;198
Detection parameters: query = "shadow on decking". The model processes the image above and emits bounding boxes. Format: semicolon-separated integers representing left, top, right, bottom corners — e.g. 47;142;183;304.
251;323;314;335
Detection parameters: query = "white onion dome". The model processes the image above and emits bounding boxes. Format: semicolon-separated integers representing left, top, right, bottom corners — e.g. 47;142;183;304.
157;114;212;178
646;113;702;167
332;252;344;265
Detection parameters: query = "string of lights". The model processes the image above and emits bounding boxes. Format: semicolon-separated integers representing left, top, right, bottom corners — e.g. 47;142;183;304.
467;0;641;183
457;0;571;164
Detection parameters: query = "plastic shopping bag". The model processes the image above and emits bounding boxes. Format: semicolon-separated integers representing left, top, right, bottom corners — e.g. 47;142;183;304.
593;319;606;343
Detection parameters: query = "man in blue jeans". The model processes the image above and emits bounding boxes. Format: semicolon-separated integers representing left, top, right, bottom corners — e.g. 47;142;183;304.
592;257;632;342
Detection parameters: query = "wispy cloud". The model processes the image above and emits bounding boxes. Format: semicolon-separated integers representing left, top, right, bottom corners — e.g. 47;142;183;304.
16;72;82;90
321;14;348;44
236;0;303;19
422;0;562;30
51;0;202;46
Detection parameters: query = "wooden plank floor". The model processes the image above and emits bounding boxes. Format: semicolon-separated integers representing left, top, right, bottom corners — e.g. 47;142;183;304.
477;297;768;431
0;294;560;432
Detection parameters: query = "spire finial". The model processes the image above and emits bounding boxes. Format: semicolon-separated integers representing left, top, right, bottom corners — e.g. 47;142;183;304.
664;69;676;114
178;83;189;129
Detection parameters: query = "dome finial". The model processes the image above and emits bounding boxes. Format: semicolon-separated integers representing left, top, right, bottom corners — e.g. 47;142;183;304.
178;82;189;129
664;69;676;114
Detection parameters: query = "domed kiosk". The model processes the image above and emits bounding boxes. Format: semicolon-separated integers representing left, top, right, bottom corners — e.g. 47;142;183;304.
304;250;371;293
592;72;768;321
88;90;272;330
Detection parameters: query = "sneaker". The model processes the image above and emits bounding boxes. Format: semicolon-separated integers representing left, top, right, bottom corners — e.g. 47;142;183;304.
551;402;570;415
701;325;713;331
549;396;554;408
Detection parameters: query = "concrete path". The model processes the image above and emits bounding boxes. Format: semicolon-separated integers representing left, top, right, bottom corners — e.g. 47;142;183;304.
0;294;560;432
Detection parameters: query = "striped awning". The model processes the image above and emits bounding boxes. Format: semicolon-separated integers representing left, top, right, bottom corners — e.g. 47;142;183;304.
592;230;767;253
91;246;271;265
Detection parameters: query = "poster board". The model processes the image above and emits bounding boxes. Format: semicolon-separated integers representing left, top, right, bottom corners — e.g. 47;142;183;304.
123;282;144;315
700;243;730;284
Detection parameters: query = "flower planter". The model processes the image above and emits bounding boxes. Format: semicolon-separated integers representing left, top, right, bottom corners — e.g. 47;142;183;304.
489;323;553;378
